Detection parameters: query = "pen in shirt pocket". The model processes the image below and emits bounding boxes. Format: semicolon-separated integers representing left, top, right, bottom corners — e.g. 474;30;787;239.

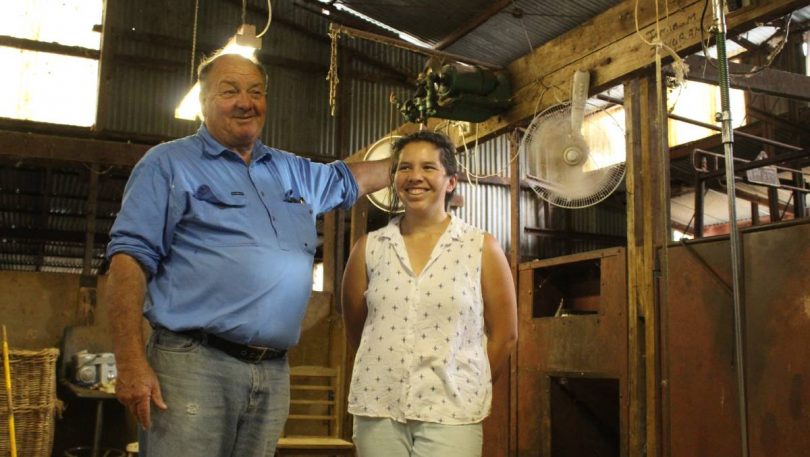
284;189;306;204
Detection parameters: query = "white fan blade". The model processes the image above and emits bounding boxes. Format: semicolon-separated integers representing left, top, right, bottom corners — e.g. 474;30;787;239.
570;70;590;135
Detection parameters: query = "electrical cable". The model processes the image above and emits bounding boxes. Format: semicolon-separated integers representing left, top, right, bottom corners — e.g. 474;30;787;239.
257;0;273;38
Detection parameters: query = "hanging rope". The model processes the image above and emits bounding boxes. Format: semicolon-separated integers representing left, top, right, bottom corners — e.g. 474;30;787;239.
190;0;200;84
634;0;689;89
327;25;341;117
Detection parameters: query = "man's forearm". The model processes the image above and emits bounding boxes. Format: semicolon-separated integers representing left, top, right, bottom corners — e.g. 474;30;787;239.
347;158;392;197
106;254;149;367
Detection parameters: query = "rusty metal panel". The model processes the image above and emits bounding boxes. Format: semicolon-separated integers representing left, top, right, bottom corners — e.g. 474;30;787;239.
517;247;628;456
745;222;810;455
663;238;740;457
663;220;810;457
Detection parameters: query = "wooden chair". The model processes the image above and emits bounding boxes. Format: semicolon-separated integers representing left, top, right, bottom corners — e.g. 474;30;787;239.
276;365;354;456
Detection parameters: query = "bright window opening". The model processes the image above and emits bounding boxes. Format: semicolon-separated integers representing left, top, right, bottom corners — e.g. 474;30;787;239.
312;262;324;292
673;229;694;241
0;0;102;127
667;80;746;147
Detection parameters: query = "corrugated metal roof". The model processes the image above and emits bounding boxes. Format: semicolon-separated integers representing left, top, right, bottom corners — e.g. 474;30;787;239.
446;0;621;66
334;0;496;46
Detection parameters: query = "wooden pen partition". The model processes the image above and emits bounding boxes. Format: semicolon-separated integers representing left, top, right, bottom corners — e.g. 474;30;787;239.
516;248;628;457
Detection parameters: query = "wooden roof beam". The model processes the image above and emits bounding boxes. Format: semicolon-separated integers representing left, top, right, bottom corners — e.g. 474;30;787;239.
0;35;99;59
676;54;810;102
0;130;149;167
434;0;513;50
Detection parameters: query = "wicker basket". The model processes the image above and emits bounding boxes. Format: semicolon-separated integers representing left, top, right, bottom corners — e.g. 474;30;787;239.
0;348;60;457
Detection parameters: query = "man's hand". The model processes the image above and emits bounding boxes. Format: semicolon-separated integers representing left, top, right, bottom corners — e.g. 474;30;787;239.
106;254;165;428
115;359;167;429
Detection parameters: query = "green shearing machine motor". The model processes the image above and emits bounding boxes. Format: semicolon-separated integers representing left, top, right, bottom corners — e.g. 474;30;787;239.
397;64;511;124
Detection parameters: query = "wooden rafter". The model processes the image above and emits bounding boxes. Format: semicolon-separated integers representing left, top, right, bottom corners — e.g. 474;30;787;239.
0;130;149;167
433;0;513;50
0;35;99;59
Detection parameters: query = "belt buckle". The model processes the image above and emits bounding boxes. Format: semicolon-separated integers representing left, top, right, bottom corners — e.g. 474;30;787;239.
246;345;268;363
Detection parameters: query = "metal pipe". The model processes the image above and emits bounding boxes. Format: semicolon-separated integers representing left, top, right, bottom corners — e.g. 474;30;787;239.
793;171;807;217
712;1;749;455
694;178;705;238
696;147;810;180
668;113;802;151
693;148;810;176
596;94;803;152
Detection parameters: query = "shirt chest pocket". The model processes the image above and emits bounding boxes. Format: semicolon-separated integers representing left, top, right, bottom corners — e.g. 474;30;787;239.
189;184;255;246
277;201;317;254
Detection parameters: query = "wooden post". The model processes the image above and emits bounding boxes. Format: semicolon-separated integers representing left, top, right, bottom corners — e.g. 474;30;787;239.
83;164;99;276
94;0;114;133
331;44;356;442
78;163;99;325
35;168;53;271
625;71;668;457
508;129;521;456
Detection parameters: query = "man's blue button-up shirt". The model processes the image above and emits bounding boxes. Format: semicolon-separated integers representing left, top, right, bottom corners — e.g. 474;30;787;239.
106;125;358;348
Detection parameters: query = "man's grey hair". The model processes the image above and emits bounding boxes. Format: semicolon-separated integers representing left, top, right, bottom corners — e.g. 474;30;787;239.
197;52;268;102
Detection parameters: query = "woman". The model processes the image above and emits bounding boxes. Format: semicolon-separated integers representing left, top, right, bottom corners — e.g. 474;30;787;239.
342;131;518;457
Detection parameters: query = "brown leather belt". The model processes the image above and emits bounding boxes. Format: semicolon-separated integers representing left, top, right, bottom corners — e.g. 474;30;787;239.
181;329;287;364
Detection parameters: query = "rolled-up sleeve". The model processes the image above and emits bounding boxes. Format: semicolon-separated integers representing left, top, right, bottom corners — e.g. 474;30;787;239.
293;158;359;214
106;158;173;274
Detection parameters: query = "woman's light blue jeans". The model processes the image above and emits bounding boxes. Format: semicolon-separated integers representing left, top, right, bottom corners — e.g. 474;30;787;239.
140;328;290;457
353;416;483;457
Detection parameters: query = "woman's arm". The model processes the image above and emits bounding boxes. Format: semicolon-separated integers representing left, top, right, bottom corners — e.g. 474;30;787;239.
481;233;518;383
341;235;369;351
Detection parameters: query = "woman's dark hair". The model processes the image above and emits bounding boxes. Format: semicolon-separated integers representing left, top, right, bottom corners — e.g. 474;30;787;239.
387;131;459;212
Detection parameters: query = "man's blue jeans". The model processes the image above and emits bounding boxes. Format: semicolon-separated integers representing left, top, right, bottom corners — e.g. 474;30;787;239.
140;328;290;457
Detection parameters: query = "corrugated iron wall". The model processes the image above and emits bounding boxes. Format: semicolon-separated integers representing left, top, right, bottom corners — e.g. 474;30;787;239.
102;0;197;139
344;39;423;154
454;133;513;253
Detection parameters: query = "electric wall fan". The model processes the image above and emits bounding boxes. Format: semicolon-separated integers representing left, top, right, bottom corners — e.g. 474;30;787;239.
363;135;404;213
522;70;626;208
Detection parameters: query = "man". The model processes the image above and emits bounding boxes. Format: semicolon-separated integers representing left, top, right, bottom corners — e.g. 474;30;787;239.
105;52;390;457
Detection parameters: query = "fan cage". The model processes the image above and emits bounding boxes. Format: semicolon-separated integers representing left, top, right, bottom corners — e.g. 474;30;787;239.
521;102;626;209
